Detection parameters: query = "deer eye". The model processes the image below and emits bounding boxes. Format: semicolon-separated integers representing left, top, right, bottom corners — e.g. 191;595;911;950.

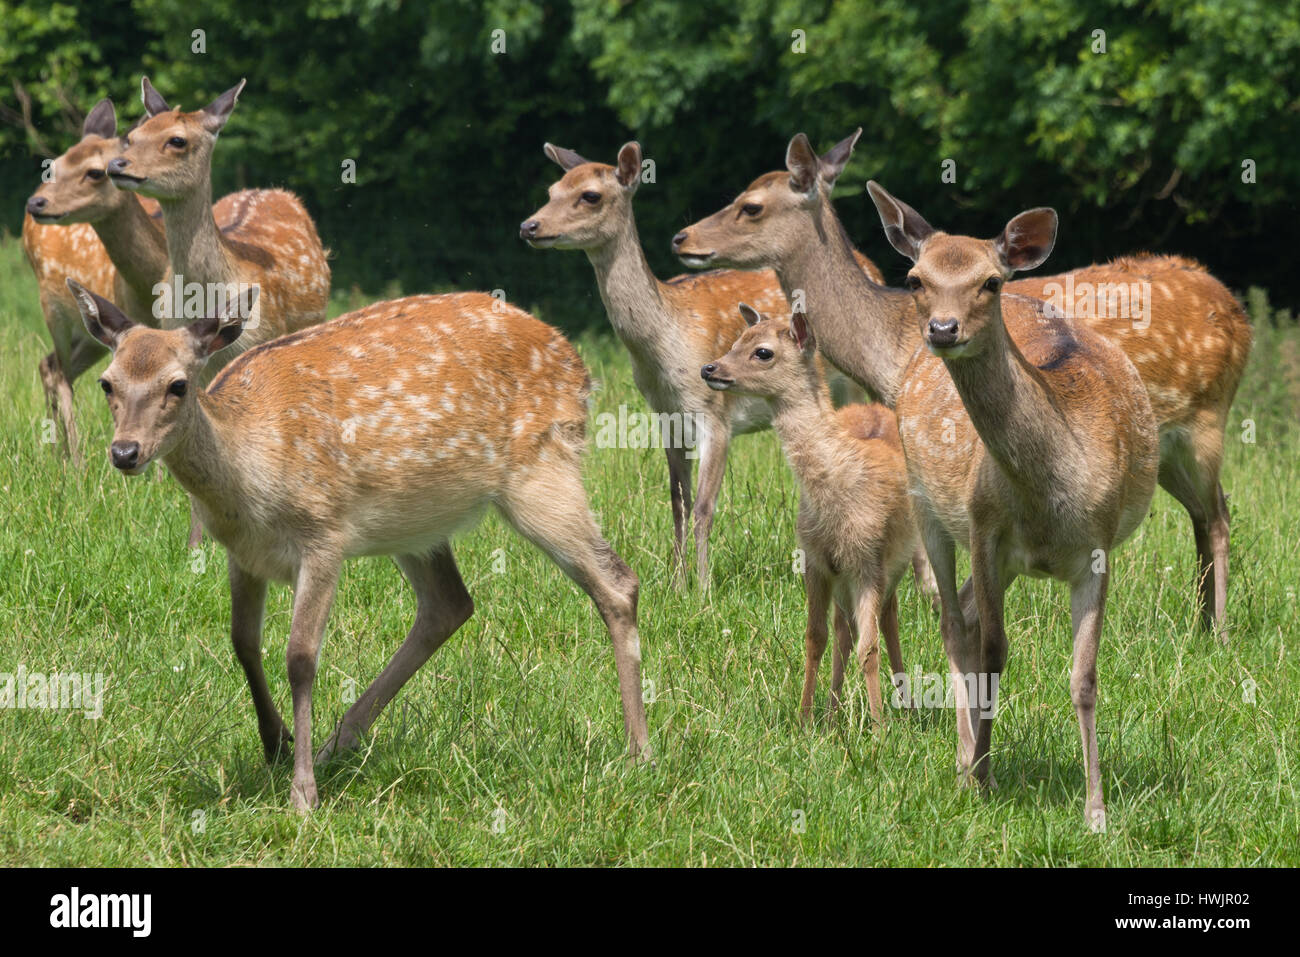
741;203;762;216
99;379;113;396
86;168;106;181
168;380;188;398
167;136;187;149
906;275;923;292
983;276;1003;294
580;191;601;204
753;347;774;361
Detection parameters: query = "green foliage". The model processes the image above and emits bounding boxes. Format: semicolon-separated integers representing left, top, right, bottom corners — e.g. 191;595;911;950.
0;0;1297;316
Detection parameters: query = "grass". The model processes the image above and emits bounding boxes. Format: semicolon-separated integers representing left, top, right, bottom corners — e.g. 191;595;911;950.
0;236;1296;866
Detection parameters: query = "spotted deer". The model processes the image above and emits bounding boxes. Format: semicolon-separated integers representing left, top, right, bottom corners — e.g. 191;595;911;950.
702;305;917;723
866;183;1158;830
521;141;883;590
66;280;649;812
673;130;1250;631
26;98;269;545
108;78;330;362
23;99;164;463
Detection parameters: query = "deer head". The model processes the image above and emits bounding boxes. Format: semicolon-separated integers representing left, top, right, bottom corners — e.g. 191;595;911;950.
25;99;134;224
519;141;643;249
66;278;255;473
867;181;1057;358
672;129;861;269
106;77;245;201
700;304;817;398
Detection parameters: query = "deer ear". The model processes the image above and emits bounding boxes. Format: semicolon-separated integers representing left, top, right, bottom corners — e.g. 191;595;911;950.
219;284;259;325
615;141;642;189
995;208;1058;273
867;181;934;262
67;279;135;349
738;302;762;327
201;78;246;134
188;284;256;357
141;77;171;117
818;128;861;188
543;143;590;170
790;312;815;351
786;133;819;194
82;98;117;140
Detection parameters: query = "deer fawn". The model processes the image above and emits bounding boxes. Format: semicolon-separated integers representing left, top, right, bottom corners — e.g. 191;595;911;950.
867;183;1158;830
521;141;881;590
67;280;649;812
108;78;330;362
23;99;164;463
674;130;1250;632
703;305;917;722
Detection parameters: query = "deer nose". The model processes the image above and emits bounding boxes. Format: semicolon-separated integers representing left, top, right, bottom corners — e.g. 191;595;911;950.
519;220;540;240
26;196;47;215
700;363;718;380
110;440;140;471
671;230;688;251
107;157;130;176
927;318;960;346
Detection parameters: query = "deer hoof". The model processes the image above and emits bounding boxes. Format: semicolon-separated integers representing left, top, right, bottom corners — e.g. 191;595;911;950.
290;779;319;813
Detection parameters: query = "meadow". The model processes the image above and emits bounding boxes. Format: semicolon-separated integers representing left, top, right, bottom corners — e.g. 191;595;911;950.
0;237;1296;866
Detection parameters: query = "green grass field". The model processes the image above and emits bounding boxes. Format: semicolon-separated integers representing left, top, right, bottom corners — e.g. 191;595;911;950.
1;237;1296;866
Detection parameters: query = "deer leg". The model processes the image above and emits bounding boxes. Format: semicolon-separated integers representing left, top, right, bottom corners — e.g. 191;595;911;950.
853;582;885;723
1158;424;1228;634
691;421;730;592
285;554;341;812
969;534;1009;791
665;444;693;588
317;545;473;762
880;585;908;708
228;558;289;762
911;544;941;612
924;519;979;774
186;500;205;549
1070;568;1109;832
499;458;649;759
829;605;853;716
38;351;83;466
800;562;832;724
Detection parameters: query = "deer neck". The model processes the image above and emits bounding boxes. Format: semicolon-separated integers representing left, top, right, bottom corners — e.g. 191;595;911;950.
584;215;673;359
942;317;1070;497
767;368;843;491
775;202;919;407
163;397;244;522
91;196;168;310
160;174;236;287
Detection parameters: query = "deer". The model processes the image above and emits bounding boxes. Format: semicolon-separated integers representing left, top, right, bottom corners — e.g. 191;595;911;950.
66;279;650;812
864;182;1159;830
25;98;266;545
672;130;1251;633
702;305;918;723
520;141;889;592
22;98;165;464
107;77;330;363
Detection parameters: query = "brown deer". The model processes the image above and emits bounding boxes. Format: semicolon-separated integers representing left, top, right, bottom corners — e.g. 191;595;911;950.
67;279;649;812
673;130;1251;632
26;98;270;545
107;78;330;361
703;305;917;723
520;141;883;591
23;99;164;463
867;183;1159;830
